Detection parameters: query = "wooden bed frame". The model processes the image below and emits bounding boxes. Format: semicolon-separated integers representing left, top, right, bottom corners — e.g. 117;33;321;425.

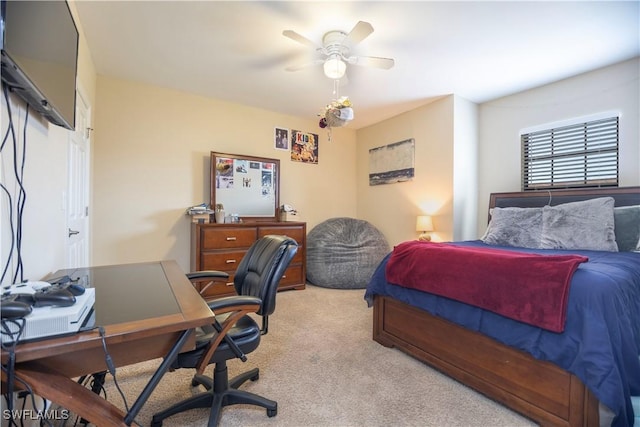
372;186;640;427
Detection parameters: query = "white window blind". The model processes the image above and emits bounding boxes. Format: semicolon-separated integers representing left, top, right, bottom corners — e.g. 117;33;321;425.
521;116;619;191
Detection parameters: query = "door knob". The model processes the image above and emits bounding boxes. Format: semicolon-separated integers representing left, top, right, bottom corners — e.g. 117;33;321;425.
68;228;80;237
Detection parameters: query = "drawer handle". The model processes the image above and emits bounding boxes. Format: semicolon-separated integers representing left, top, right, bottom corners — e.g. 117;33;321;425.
226;282;234;287
225;259;237;264
226;237;237;241
282;275;287;279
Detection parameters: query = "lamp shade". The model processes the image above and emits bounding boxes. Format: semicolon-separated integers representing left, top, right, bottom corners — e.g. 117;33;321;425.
324;55;346;79
416;215;433;232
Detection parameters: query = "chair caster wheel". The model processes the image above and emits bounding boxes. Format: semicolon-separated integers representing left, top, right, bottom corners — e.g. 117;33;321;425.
251;372;260;381
151;419;162;427
267;408;277;417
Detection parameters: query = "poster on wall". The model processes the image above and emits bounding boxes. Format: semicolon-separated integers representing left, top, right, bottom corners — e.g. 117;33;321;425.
368;138;415;186
215;157;235;188
261;162;274;197
290;129;319;164
274;127;289;151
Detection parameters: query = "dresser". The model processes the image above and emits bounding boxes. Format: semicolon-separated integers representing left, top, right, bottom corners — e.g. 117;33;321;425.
191;221;306;299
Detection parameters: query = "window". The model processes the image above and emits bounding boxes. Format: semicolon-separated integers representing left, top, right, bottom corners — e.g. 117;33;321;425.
521;116;619;191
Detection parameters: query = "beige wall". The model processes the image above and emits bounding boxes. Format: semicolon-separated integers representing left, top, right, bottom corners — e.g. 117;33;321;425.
0;103;72;282
477;57;640;234
92;77;357;271
356;96;458;246
452;95;479;241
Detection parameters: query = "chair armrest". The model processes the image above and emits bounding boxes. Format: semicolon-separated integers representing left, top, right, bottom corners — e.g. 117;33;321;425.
186;271;230;280
187;271;232;297
194;295;262;374
206;295;261;313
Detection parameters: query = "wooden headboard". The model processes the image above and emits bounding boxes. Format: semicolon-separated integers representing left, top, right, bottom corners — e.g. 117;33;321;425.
488;186;640;221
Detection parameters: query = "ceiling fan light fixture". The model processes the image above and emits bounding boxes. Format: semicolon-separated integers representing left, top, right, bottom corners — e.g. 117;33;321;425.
323;56;346;79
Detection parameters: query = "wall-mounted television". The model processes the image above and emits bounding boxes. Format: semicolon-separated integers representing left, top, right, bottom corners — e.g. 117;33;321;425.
0;0;79;130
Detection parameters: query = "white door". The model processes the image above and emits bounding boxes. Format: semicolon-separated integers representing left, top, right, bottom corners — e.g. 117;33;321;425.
66;89;91;268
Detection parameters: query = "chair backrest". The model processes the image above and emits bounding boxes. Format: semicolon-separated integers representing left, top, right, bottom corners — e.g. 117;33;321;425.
233;235;298;319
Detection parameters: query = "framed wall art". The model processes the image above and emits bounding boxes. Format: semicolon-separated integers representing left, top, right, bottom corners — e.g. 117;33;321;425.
274;127;289;150
369;138;415;185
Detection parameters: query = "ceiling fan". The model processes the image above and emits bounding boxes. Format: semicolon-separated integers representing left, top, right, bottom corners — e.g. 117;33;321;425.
283;21;395;80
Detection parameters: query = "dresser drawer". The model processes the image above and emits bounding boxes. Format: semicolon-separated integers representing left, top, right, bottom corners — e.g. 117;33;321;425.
201;250;248;270
201;227;257;249
258;226;305;243
280;265;303;286
259;225;305;264
192;221;306;293
291;249;304;265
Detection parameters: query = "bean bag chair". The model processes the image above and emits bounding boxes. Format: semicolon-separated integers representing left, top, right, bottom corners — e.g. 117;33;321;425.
306;217;390;289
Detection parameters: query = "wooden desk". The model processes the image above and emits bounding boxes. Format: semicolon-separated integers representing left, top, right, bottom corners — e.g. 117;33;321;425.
1;260;215;426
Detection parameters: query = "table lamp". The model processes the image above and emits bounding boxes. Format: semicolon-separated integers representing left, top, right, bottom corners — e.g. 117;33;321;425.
416;215;433;241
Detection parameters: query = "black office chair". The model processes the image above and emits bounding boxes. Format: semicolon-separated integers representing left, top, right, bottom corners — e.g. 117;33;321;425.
151;235;298;427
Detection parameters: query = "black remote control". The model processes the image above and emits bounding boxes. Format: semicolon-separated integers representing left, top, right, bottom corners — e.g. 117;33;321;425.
1;294;33;319
33;288;76;308
48;283;85;296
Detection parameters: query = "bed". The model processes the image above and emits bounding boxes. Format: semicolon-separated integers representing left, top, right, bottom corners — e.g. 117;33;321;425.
365;187;640;427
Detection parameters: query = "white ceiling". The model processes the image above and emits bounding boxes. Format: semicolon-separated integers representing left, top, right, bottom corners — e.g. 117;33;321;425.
74;1;640;129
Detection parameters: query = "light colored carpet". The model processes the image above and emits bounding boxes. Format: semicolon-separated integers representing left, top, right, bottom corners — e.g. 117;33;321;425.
99;284;538;427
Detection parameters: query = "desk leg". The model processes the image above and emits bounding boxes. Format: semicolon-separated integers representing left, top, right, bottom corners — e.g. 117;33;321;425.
79;371;107;425
9;364;128;426
124;329;193;425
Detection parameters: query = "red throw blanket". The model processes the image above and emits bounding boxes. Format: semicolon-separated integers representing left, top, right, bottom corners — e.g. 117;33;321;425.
385;241;588;332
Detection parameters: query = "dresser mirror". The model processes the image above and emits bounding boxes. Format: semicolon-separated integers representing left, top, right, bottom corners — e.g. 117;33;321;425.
210;152;280;222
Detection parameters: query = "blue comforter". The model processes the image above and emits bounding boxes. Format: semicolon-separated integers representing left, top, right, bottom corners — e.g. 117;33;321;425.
364;240;640;427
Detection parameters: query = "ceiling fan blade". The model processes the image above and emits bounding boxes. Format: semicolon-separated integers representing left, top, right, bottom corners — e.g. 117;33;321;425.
282;30;319;49
347;55;395;70
285;59;324;72
344;21;374;46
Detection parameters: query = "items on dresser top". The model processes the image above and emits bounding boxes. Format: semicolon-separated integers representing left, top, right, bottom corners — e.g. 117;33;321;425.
191;221;306;299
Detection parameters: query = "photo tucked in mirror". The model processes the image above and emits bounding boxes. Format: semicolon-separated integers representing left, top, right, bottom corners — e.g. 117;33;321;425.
210;152;280;221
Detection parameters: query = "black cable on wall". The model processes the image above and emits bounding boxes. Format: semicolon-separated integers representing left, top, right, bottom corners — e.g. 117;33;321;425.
1;84;28;285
